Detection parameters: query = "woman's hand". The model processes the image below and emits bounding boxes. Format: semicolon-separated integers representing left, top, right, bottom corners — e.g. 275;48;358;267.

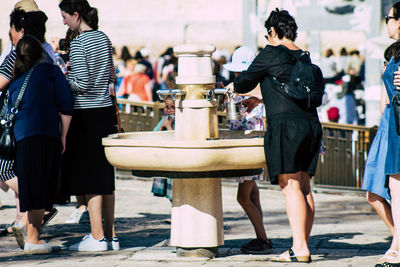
225;82;235;95
242;96;262;115
394;71;400;88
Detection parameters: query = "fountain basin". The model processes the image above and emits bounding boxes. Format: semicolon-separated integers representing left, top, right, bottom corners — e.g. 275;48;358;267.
102;130;266;173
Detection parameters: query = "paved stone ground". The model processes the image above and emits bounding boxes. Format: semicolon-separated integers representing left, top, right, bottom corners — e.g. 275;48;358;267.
0;178;390;266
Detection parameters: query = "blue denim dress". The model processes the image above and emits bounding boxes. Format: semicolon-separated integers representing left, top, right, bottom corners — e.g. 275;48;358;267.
384;58;400;175
362;106;390;199
361;57;400;200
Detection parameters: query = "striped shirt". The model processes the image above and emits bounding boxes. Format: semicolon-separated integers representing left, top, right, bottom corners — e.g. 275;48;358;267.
0;42;56;81
68;30;115;109
0;50;17;81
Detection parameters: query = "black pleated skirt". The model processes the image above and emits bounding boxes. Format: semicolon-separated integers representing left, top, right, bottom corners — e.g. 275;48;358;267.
16;135;61;212
62;106;116;195
265;114;322;184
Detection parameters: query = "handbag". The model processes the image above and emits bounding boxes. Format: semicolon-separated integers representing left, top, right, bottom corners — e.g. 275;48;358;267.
393;93;400;136
0;66;35;160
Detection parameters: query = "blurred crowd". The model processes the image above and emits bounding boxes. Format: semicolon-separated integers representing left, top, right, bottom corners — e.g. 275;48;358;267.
317;47;365;125
108;45;366;126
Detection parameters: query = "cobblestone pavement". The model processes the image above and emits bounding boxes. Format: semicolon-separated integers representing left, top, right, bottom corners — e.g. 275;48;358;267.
0;178;389;266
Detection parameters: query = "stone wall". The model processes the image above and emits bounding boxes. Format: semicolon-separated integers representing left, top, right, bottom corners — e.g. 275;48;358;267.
0;0;243;58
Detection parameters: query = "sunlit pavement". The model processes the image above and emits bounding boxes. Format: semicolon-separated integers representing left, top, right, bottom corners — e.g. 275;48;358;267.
0;178;388;266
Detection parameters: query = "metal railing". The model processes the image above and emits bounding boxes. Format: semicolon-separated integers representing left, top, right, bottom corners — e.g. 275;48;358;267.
116;99;377;189
313;122;377;188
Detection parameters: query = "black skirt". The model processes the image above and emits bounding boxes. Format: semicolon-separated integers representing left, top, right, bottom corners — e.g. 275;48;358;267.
265;113;322;184
16;135;61;212
62;106;116;195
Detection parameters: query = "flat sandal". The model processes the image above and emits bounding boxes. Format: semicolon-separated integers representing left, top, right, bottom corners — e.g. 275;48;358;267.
379;250;399;263
271;248;312;263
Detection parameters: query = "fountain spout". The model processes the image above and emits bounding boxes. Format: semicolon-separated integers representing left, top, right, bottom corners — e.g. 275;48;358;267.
156;89;186;101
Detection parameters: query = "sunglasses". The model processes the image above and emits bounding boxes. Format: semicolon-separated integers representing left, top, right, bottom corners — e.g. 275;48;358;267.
264;29;272;40
165;105;175;109
386;15;396;24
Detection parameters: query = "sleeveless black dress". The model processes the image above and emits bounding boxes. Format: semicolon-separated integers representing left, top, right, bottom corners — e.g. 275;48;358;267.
234;45;322;184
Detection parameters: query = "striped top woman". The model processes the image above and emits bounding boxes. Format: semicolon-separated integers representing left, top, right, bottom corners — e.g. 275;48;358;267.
59;0;119;252
68;30;114;109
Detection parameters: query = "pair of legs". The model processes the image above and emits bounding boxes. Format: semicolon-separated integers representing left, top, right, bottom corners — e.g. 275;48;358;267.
237;180;268;241
278;171;314;257
86;193;116;240
366;191;398;252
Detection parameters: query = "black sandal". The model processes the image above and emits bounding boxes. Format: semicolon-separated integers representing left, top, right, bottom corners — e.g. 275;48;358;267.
375;262;400;267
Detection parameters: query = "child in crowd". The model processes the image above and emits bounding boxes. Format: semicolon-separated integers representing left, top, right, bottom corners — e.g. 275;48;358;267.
223;46;272;254
151;96;175;200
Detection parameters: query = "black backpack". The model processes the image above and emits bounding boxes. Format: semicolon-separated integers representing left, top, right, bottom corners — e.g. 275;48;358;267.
272;51;325;110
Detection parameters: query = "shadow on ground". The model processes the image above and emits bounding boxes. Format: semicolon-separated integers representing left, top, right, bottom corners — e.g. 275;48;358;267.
0;212;171;263
223;232;389;262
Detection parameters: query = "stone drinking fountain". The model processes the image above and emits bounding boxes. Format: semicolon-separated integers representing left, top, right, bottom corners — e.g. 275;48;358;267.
102;44;266;257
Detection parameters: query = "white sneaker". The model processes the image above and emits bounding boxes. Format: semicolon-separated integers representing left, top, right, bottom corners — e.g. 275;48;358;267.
24;241;60;254
107;237;120;251
65;208;84;224
12;221;27;249
68;234;108;252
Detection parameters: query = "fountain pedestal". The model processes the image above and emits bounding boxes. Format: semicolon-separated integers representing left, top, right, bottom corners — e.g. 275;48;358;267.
168;45;223;257
171;178;223;256
102;44;266;258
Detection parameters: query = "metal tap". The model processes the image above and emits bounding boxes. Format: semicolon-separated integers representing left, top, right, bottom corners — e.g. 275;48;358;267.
156;89;186;101
201;88;232;101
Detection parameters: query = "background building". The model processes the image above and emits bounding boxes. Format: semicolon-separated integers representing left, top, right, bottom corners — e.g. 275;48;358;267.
0;0;397;126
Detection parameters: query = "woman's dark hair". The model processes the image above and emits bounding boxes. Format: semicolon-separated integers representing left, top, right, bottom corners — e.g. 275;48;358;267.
63;28;78;55
59;0;98;30
161;47;173;57
393;2;400;20
325;49;334;57
264;8;297;41
13;35;42;78
134;51;143;61
9;9;47;43
121;46;132;62
384;40;400;62
340;47;348;56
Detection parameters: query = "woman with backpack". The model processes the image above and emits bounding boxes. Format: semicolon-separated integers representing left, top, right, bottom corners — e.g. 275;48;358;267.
226;9;322;263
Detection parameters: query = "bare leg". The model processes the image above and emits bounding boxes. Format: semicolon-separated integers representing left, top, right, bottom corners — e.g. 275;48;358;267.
278;172;310;256
26;209;44;244
5;177;25;230
86;194;104;240
237;181;267;241
388;175;400;263
300;172;314;242
367;191;398;251
102;193;116;239
250;182;264;222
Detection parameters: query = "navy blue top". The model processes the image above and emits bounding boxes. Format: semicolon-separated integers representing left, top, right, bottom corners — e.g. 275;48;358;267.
8;63;74;142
